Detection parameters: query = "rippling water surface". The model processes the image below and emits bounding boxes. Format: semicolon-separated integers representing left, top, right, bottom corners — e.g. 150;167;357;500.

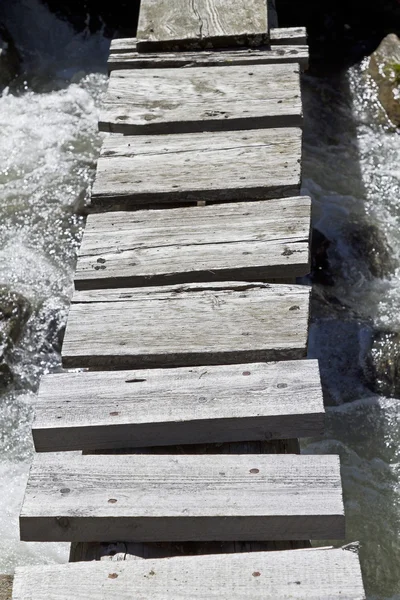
0;2;399;597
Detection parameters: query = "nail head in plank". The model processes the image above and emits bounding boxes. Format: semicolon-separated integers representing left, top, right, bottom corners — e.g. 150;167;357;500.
12;548;366;599
33;360;324;452
99;64;302;135
75;197;311;290
136;0;268;52
91;128;302;210
61;282;310;369
20;454;344;542
107;46;309;72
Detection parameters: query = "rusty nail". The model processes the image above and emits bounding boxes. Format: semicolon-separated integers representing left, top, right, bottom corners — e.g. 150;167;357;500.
249;468;260;474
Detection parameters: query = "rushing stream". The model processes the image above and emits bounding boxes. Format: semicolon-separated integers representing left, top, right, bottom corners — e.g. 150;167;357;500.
0;2;399;598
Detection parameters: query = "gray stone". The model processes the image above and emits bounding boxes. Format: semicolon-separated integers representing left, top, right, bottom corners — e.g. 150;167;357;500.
0;24;21;88
369;34;400;127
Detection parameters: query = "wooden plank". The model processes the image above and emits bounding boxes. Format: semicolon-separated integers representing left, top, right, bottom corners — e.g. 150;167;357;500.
270;27;307;45
75;197;311;290
32;359;324;452
108;28;307;55
61;282;310;369
136;0;268;52
12;548;366;599
99;64;302;135
91;128;302;210
107;46;309;72
20;453;344;542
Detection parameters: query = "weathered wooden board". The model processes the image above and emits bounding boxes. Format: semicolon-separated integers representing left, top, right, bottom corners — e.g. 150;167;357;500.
20;453;344;542
61;282;310;369
75;197;311;290
136;0;268;52
91;128;302;210
108;28;307;55
99;64;302;134
270;27;307;45
13;548;366;599
107;46;309;72
33;359;323;452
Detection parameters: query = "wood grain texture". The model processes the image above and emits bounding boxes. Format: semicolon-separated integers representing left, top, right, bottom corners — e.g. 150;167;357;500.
20;454;344;542
270;27;307;45
107;46;309;72
137;0;268;52
61;282;310;369
13;548;366;599
75;197;311;290
108;28;307;55
91;128;302;210
99;64;302;135
33;359;324;452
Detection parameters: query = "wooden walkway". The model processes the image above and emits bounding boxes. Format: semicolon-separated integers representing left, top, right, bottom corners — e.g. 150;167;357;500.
15;0;366;598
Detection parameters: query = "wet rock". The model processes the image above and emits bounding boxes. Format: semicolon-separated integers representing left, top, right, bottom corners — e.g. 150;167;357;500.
0;23;21;88
369;34;400;127
347;220;396;278
0;288;32;351
0;575;12;600
365;330;400;397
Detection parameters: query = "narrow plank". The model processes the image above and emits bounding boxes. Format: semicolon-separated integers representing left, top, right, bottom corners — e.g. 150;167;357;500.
75;197;311;290
91;128;302;210
61;282;310;369
99;64;302;134
20;453;344;542
108;28;307;54
270;27;307;45
13;548;366;599
33;359;324;452
107;46;309;72
136;0;268;52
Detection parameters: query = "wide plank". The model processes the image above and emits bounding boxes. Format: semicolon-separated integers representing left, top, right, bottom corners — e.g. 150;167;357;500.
20;453;344;542
13;548;366;599
108;28;308;54
136;0;268;52
99;64;302;134
61;282;310;369
107;46;309;72
91;128;302;210
75;197;311;290
33;359;323;452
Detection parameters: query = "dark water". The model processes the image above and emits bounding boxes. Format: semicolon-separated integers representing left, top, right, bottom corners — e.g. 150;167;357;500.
0;2;399;597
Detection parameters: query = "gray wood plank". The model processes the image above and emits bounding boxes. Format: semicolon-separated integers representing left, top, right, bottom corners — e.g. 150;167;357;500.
33;359;324;452
61;282;310;369
270;27;307;45
75;197;311;290
20;453;344;542
13;548;366;599
107;46;309;72
99;64;302;135
91;128;302;210
136;0;268;52
108;28;307;55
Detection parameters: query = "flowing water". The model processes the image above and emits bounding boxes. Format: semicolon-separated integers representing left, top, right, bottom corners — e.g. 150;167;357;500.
0;2;399;598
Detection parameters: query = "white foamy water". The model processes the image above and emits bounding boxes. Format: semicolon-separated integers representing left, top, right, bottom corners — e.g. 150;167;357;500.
0;0;108;573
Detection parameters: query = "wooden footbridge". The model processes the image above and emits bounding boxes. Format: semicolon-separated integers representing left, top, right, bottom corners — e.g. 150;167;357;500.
13;1;366;598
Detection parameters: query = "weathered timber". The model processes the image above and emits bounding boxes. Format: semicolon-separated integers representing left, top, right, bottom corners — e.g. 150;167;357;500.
75;197;311;290
270;27;307;45
91;128;302;210
136;0;268;52
108;28;307;55
61;282;310;369
99;64;302;134
107;46;309;72
32;359;323;452
13;548;366;599
20;453;344;542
